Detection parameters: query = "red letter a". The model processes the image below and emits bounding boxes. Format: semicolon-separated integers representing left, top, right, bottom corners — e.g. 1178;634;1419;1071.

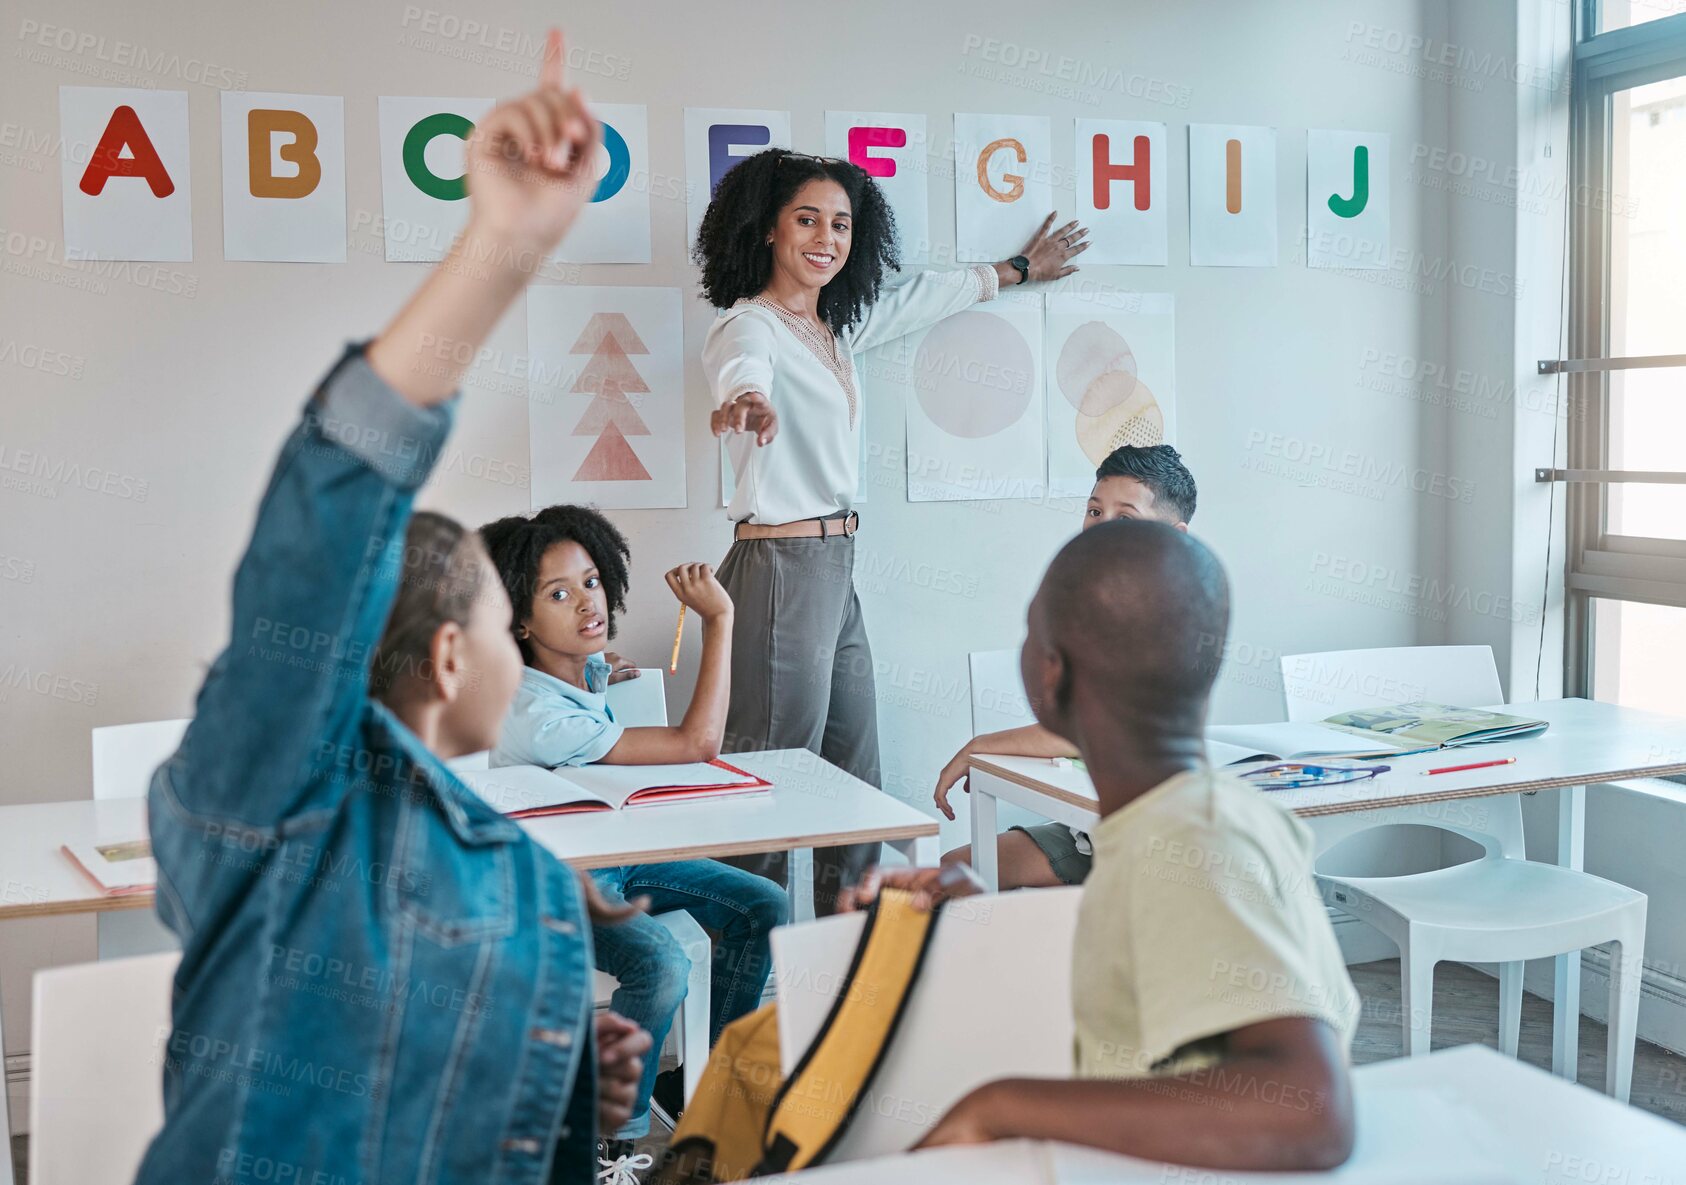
79;105;175;197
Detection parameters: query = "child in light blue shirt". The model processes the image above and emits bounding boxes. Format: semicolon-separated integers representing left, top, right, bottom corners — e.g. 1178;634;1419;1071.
481;505;787;1156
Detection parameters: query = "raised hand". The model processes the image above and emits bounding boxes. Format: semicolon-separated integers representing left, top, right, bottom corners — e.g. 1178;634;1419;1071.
665;563;733;623
1017;212;1089;282
463;28;603;259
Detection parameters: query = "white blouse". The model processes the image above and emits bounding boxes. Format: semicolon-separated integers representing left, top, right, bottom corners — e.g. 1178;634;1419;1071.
702;264;1000;524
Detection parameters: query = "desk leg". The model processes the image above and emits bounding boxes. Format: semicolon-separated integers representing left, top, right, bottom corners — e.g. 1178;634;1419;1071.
791;848;816;924
886;834;938;869
0;972;13;1185
970;781;1000;892
1552;784;1587;1082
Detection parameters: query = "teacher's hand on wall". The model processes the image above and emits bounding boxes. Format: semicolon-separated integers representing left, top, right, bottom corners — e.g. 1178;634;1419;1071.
1018;211;1091;281
463;28;602;261
711;389;780;446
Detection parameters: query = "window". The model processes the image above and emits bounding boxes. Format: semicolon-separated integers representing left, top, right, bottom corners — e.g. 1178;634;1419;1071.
1563;8;1686;701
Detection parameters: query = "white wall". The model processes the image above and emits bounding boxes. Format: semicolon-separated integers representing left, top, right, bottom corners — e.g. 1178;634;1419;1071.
2;0;1489;1071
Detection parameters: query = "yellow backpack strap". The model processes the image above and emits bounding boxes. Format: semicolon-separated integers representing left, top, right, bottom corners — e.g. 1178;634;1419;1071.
754;887;941;1175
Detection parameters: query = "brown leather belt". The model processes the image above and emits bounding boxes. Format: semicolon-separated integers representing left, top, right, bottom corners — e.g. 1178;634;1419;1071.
734;511;859;541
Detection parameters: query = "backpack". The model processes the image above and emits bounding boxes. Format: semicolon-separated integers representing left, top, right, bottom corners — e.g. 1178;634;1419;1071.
651;887;942;1182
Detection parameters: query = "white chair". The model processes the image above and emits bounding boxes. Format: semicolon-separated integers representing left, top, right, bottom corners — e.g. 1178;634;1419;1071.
90;720;189;959
962;648;1051;842
773;887;1080;1163
1281;646;1648;1100
29;951;177;1185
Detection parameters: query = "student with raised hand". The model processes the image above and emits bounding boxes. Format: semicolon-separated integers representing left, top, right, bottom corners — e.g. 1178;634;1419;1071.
136;33;648;1185
480;504;788;1157
844;522;1359;1173
933;444;1197;889
696;146;1089;915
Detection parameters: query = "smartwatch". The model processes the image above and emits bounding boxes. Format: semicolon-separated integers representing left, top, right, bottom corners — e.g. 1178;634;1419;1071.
1008;255;1030;285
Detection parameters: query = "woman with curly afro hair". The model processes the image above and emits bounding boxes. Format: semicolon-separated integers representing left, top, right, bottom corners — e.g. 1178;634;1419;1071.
694;147;1088;914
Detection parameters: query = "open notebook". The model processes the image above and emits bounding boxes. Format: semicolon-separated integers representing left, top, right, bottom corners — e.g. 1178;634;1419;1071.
1208;702;1548;763
61;839;156;896
458;759;770;818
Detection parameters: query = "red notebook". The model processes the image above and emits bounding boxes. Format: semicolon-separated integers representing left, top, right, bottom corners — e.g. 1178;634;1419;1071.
460;759;771;818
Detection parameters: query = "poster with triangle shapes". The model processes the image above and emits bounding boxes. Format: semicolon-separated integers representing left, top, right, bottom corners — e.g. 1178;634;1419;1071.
527;287;685;509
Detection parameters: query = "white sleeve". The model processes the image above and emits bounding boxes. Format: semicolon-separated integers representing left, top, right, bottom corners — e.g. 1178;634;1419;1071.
841;264;999;354
701;308;779;408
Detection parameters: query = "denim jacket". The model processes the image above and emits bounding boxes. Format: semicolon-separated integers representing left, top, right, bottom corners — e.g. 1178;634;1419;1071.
136;348;599;1185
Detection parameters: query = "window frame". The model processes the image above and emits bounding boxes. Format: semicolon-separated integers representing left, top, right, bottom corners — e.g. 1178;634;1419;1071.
1564;5;1686;694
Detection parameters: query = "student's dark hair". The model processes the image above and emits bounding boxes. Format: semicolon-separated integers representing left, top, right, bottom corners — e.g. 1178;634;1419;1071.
1095;444;1198;524
692;148;900;336
369;511;488;705
479;504;631;660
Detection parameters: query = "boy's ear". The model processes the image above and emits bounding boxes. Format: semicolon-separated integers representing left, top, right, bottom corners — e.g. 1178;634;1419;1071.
430;621;467;704
1174;520;1189;534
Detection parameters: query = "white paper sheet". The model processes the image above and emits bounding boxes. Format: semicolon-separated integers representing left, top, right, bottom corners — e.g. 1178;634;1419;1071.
827;111;931;264
1189;123;1278;267
683;107;792;249
1043;290;1175;499
220;91;346;263
377;96;493;261
903;288;1045;501
528;286;686;509
1307;129;1391;269
60;87;193;262
953;113;1053;263
1074;119;1167;266
551;103;651;264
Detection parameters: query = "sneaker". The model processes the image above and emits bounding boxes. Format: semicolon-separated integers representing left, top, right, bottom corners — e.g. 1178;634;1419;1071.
648;1066;686;1129
595;1138;653;1185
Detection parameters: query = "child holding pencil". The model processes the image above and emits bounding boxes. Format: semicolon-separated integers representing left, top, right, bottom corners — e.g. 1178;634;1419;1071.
479;503;788;1153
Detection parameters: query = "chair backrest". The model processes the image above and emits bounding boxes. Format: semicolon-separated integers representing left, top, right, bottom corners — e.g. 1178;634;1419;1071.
773;886;1080;1163
968;648;1033;735
606;668;668;726
1279;645;1503;723
30;951;178;1185
90;719;190;801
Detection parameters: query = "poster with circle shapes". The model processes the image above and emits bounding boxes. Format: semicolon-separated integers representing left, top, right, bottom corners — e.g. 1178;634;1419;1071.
904;287;1045;502
1044;290;1176;499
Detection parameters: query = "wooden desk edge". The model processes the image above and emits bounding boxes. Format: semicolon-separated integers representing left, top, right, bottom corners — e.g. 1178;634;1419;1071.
969;756;1686;819
560;821;940;871
0;893;157;921
0;823;943;917
968;757;1097;811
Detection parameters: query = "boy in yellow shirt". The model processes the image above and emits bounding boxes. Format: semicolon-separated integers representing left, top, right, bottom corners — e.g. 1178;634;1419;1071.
849;520;1359;1171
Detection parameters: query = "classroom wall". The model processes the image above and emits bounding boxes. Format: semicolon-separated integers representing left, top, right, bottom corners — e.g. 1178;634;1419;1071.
1;0;1520;1071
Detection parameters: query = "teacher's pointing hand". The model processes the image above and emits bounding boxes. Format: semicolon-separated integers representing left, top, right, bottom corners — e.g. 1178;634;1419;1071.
711;389;780;446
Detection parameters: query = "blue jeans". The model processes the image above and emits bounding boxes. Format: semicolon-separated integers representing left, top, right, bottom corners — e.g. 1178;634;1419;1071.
590;859;787;1137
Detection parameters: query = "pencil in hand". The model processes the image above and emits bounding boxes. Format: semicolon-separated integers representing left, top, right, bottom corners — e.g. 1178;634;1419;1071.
669;605;685;674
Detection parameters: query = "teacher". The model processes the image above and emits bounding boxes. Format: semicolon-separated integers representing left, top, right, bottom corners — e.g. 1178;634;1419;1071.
694;148;1086;914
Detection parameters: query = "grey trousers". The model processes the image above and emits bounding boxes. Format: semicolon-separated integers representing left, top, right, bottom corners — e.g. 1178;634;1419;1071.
715;530;880;916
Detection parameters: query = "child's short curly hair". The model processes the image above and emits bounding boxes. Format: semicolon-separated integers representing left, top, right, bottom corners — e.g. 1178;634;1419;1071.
479;505;631;660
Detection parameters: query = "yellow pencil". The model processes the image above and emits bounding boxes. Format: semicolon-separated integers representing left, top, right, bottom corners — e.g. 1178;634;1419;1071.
669;605;686;674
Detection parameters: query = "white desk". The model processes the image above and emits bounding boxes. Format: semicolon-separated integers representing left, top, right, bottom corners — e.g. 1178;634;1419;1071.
966;698;1686;1085
767;1044;1686;1183
0;747;936;1185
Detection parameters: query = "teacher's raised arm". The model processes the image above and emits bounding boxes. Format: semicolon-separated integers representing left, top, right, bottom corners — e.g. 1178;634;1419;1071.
690;148;1086;914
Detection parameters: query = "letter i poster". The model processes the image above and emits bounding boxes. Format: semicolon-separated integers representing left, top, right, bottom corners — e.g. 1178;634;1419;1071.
527;286;687;509
1044;290;1176;499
